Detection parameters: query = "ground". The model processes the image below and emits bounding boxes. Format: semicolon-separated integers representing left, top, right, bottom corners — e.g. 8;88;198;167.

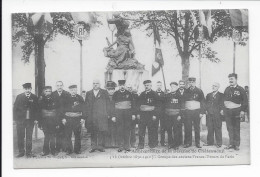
13;121;250;168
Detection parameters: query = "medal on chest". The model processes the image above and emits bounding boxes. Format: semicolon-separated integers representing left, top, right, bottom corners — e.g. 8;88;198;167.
171;98;179;104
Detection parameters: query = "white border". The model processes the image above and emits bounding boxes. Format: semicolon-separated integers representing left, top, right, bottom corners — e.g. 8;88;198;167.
2;0;260;176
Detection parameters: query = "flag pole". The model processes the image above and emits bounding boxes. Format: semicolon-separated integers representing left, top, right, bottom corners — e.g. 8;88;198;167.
161;65;167;92
233;41;236;73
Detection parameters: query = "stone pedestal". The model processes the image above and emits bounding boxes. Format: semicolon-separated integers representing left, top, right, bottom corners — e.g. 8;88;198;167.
105;69;149;93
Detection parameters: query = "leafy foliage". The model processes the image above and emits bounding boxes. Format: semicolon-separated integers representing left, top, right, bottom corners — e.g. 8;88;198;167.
123;10;248;63
12;12;101;63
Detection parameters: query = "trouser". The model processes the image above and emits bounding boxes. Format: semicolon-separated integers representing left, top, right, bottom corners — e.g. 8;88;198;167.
138;111;158;148
42;117;57;154
184;109;201;146
158;114;167;145
16;119;34;154
56;122;65;152
130;119;138;147
225;108;241;147
91;129;106;150
206;113;222;146
64;117;81;153
115;109;132;150
165;114;182;147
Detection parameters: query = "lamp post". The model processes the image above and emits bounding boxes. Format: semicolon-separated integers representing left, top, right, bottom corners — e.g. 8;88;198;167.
74;23;89;93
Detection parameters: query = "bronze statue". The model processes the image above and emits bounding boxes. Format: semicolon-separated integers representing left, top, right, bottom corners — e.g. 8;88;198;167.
104;13;144;71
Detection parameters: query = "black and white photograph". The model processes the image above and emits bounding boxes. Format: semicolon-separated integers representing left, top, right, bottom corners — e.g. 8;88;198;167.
10;7;250;168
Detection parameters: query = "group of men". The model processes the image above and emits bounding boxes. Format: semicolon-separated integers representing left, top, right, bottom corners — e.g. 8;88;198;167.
13;73;248;158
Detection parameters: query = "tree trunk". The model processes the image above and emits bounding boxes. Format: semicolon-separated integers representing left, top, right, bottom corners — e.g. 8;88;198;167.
181;55;190;83
34;34;45;96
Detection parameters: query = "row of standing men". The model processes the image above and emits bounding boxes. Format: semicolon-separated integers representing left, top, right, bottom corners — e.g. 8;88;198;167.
13;73;248;157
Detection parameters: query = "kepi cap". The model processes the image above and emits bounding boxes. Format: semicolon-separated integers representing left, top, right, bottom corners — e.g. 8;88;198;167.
228;73;238;79
188;77;196;82
106;81;117;89
23;83;32;88
170;82;178;86
118;80;126;85
69;85;77;89
143;80;152;85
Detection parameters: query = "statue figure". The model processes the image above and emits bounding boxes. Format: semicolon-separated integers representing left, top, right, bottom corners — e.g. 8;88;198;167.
104;13;144;71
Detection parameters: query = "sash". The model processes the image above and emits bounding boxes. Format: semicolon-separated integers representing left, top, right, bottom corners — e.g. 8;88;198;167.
140;105;155;111
65;112;82;118
165;109;180;116
224;101;241;109
115;101;131;109
185;101;201;110
41;109;56;118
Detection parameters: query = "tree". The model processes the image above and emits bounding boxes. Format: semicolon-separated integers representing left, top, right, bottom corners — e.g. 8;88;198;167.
124;10;248;82
12;12;99;95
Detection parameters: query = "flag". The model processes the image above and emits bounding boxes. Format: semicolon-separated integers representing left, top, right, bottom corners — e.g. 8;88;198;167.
229;9;248;27
190;10;197;27
198;10;212;36
152;23;164;76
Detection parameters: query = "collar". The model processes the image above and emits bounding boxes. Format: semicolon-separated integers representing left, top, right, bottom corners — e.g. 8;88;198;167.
156;89;162;93
171;91;177;94
145;89;151;94
189;86;195;90
120;89;126;93
25;93;31;98
71;94;76;98
230;85;238;88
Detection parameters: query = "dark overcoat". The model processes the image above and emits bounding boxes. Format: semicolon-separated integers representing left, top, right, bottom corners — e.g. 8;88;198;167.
85;89;111;132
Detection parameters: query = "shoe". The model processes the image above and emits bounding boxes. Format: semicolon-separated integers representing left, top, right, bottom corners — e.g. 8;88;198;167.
203;143;213;146
196;144;202;148
161;142;166;147
89;149;96;153
125;149;131;152
184;144;191;148
66;151;72;155
225;145;234;150
118;149;123;152
74;151;81;154
216;145;222;148
26;153;36;158
16;153;25;158
173;146;179;150
42;152;49;156
234;146;240;151
137;145;144;150
98;149;105;152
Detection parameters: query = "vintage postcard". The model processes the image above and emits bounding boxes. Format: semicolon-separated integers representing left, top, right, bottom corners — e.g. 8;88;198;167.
12;9;249;168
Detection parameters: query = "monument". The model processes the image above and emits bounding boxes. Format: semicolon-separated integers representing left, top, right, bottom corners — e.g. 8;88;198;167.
104;12;148;92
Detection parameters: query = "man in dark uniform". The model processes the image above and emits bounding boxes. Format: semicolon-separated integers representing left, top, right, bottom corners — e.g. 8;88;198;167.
183;77;205;148
129;88;139;148
38;86;59;156
105;81;118;148
52;81;70;153
177;80;186;145
137;80;159;149
13;83;39;157
82;91;87;103
204;82;224;148
164;82;184;149
155;81;166;146
223;73;248;151
63;85;85;154
113;80;136;152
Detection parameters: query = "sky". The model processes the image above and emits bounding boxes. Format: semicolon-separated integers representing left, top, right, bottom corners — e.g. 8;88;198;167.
12;12;249;95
